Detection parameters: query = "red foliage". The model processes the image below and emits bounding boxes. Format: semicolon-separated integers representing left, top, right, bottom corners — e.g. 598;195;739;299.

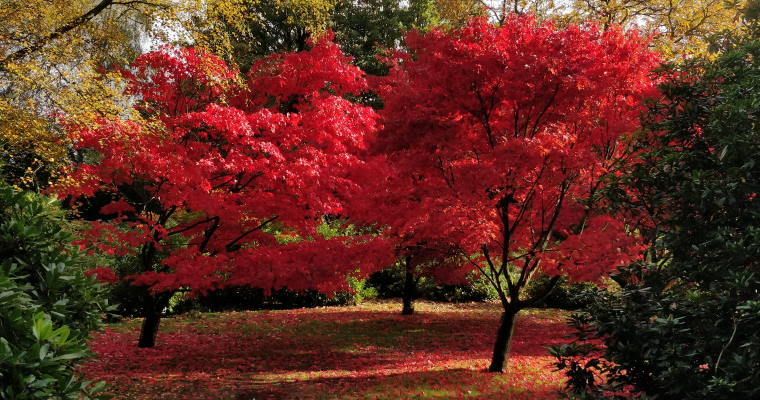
85;266;120;284
352;16;658;289
55;39;393;296
346;16;658;372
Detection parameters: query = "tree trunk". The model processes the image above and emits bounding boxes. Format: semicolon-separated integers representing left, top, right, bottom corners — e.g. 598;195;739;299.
401;255;415;315
488;308;519;373
137;292;172;348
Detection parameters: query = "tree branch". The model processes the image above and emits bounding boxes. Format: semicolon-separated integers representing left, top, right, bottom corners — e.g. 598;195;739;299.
225;215;279;252
168;217;218;237
521;274;561;308
199;217;220;253
0;0;116;70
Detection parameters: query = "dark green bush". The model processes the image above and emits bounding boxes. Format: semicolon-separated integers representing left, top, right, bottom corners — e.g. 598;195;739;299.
0;184;109;399
525;274;601;310
425;276;499;303
554;24;760;399
95;254;152;319
555;280;760;399
368;266;498;303
108;280;375;317
195;287;348;311
366;266;406;298
152;277;378;316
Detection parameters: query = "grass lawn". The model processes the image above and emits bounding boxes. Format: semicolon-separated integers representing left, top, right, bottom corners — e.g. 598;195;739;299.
81;300;572;399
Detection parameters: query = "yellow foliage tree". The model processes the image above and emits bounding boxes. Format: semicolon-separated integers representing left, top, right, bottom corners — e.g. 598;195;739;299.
568;0;748;59
0;0;174;188
187;0;339;71
432;0;487;26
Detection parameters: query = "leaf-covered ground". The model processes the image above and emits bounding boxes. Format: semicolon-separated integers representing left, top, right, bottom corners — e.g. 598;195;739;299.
81;301;572;399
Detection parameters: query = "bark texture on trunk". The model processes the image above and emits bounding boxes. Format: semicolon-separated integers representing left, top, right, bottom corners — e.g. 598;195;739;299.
488;309;518;373
137;293;172;348
401;255;415;315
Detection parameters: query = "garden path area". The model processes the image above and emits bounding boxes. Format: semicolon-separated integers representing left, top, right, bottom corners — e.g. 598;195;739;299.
81;301;572;399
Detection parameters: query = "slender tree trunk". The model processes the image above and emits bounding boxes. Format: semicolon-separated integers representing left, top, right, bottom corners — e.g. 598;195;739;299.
137;292;172;348
401;255;415;315
488;308;519;373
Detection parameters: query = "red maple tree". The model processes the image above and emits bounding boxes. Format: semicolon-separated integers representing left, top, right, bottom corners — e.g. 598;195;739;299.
55;41;393;347
348;153;467;315
365;16;658;372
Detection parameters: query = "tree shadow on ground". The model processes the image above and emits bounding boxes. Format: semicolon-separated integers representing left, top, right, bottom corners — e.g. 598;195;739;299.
82;302;569;399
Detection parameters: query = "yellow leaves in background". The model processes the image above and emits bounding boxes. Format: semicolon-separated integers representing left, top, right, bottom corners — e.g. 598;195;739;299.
186;0;337;66
0;0;164;187
184;0;258;60
568;0;748;59
280;0;336;32
433;0;487;27
653;0;746;59
0;98;64;188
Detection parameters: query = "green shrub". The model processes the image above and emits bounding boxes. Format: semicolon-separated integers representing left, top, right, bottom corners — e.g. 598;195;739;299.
0;184;109;399
368;266;499;303
554;279;760;399
525;274;601;310
154;276;377;315
425;274;499;303
554;23;760;399
366;266;406;298
346;276;378;304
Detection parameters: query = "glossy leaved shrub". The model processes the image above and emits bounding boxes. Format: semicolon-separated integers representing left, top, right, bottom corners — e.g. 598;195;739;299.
553;25;760;399
0;184;109;399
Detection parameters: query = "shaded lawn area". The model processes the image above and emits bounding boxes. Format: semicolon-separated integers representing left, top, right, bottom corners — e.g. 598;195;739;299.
81;301;572;399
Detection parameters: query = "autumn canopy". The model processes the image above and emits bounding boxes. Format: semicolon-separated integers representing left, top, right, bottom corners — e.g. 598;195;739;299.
47;16;658;375
4;0;760;397
55;39;394;347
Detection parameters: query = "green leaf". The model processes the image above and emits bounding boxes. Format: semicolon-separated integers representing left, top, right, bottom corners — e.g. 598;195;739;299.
51;325;70;346
52;351;86;361
39;343;49;360
718;145;728;160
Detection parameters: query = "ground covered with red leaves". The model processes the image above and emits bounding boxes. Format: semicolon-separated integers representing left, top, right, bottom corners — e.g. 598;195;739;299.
81;301;572;399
